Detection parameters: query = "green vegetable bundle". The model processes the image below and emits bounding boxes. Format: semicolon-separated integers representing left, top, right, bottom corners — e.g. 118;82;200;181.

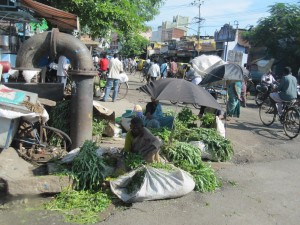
125;169;146;194
72;140;109;191
45;188;111;224
162;141;202;165
123;152;145;170
162;141;220;192
149;127;171;143
174;127;233;162
177;161;221;192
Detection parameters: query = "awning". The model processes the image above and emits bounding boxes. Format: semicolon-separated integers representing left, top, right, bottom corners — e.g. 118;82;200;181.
20;0;79;31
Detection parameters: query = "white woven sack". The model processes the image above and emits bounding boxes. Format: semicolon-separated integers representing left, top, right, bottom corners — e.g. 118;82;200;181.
110;165;195;203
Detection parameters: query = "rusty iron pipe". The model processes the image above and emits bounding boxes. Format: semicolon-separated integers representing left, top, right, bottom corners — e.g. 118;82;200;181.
16;30;97;149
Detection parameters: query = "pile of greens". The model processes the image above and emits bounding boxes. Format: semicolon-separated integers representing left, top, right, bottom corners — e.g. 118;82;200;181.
174;126;233;162
162;142;221;192
72;140;109;191
45;188;111;224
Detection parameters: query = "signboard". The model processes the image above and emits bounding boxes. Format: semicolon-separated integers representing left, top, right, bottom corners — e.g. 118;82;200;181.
199;39;216;52
227;50;243;66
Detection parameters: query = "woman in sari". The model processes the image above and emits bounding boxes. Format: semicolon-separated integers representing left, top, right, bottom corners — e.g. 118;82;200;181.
144;98;174;129
226;81;242;119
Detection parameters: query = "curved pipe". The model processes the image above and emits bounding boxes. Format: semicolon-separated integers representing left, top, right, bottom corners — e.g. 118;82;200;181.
16;30;94;71
16;30;96;149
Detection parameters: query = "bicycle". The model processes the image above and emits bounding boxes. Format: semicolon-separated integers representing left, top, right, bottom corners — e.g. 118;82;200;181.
94;70;129;100
13;117;72;164
259;97;300;139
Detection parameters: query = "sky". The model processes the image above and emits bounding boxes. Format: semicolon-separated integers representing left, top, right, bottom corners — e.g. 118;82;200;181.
146;0;300;36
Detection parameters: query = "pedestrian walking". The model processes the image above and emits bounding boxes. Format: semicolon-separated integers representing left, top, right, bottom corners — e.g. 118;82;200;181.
101;53;123;102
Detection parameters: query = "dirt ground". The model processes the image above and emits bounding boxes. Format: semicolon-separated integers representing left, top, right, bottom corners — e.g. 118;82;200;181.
1;72;300;225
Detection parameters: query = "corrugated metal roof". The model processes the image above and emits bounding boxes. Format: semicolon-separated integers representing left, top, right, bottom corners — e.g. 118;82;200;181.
20;0;78;30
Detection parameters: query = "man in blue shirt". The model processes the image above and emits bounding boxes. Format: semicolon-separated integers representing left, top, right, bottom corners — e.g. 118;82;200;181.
270;66;297;115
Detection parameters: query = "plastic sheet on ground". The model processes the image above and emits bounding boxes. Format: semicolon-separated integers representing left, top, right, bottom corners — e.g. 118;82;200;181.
110;165;195;203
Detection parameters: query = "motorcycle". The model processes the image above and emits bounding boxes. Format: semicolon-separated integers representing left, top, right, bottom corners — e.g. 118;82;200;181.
255;82;277;106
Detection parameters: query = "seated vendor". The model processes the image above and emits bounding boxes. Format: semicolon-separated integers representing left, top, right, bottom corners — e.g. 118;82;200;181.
144;98;174;129
124;117;161;163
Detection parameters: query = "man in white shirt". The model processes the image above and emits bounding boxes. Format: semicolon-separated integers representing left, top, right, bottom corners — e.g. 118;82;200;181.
185;63;202;85
102;53;123;102
56;55;70;89
147;59;160;82
261;69;276;85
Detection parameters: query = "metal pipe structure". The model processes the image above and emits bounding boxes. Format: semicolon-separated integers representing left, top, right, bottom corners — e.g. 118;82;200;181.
15;29;97;149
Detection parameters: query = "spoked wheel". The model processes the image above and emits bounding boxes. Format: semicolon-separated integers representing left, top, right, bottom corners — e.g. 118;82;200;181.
255;92;264;106
259;98;276;126
41;126;72;153
283;107;300;139
115;82;129;100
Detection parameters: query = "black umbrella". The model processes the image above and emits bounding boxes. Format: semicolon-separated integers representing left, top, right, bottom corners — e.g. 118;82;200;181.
200;63;249;86
139;78;221;110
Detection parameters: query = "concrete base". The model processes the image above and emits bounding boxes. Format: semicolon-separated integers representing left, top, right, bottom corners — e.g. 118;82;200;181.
0;148;71;196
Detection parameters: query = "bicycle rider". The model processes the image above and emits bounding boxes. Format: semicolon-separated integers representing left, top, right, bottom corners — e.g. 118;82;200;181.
270;66;297;116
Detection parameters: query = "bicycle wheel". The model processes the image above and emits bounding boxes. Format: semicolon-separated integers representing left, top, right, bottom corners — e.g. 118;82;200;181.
283;107;300;139
259;98;276;126
115;82;129;100
255;92;264;106
41;125;72;152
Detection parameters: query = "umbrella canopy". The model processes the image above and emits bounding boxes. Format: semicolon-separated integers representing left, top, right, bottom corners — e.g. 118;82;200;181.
200;63;249;86
139;78;221;110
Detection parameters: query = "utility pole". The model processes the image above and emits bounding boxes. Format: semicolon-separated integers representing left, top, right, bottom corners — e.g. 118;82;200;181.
191;0;204;56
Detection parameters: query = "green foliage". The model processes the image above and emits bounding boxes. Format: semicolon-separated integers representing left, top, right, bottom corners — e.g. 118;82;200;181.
162;142;220;192
177;106;198;125
123;152;145;170
125;168;146;194
200;113;215;128
29;18;48;32
149;127;171;143
243;3;300;71
49;100;71;136
173;127;234;162
149;162;175;172
177;161;221;192
45;188;111;224
119;34;149;57
92;117;107;136
48;0;165;39
72;140;108;191
162;141;202;165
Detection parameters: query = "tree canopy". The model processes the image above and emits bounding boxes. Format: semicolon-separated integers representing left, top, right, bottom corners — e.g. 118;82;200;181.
243;3;300;72
43;0;164;38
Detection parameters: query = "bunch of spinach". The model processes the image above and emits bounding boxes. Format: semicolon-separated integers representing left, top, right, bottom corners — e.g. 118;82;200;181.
177;161;221;192
162;141;202;165
45;188;111;224
72;140;109;191
123;152;145;170
174;127;233;162
162;141;220;192
149;127;171;143
177;106;198;125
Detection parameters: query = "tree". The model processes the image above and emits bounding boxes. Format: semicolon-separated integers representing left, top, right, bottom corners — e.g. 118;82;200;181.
41;0;164;39
243;3;300;72
119;34;149;57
